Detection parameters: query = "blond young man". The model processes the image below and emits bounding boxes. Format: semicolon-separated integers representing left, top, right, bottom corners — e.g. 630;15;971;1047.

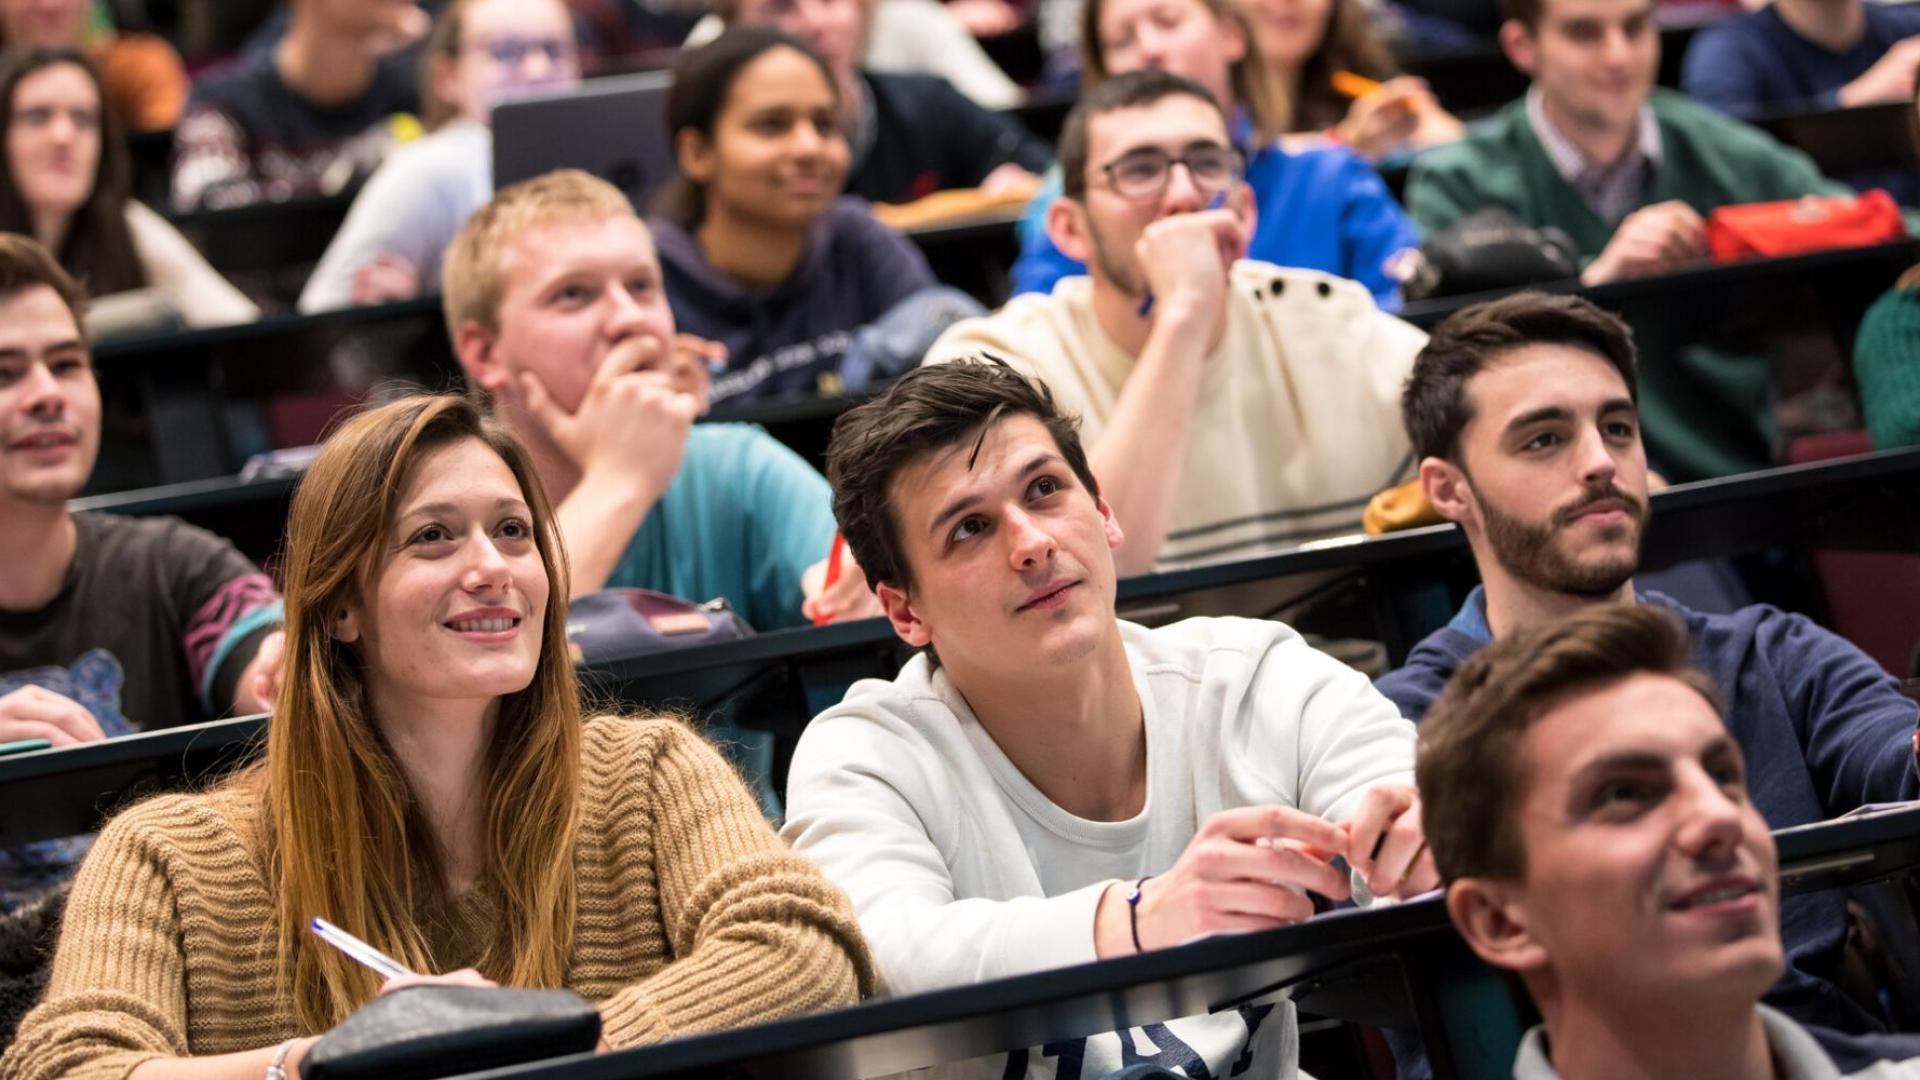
441;169;874;627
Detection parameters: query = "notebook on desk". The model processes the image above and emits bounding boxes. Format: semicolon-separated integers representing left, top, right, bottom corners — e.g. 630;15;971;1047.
492;70;677;213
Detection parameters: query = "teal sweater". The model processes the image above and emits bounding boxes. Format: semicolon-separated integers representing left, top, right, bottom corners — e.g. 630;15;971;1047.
1406;90;1849;480
1853;274;1920;450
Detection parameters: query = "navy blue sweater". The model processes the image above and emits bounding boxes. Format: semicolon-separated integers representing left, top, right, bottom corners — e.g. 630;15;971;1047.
1681;3;1920;203
1377;588;1920;1051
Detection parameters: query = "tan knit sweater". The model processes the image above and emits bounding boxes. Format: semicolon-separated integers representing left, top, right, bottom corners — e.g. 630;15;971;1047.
2;717;875;1079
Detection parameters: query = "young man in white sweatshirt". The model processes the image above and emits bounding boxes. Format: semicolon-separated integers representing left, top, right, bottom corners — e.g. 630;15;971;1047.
781;357;1437;1079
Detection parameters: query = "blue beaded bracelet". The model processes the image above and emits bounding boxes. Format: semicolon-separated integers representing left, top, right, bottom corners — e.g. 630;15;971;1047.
1126;876;1151;953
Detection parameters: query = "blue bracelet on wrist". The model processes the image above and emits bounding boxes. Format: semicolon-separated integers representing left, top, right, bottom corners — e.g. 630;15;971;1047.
1126;876;1151;953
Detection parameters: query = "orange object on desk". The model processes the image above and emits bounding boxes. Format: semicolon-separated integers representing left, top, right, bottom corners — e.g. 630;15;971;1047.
1705;190;1906;262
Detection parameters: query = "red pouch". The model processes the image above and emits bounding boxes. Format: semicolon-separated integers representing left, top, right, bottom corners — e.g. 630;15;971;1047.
1707;190;1907;262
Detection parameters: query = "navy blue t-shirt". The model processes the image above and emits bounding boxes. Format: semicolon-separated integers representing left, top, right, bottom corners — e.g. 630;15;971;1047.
1682;2;1920;116
1682;3;1920;203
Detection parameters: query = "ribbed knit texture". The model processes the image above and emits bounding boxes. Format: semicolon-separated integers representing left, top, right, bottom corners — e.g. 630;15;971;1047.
1853;279;1920;450
1;717;874;1079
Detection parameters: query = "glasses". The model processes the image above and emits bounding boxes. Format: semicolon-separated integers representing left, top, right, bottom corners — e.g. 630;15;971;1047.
1099;144;1244;201
466;37;575;67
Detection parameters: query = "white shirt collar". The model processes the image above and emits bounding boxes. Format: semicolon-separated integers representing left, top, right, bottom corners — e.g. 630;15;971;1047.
1524;84;1663;183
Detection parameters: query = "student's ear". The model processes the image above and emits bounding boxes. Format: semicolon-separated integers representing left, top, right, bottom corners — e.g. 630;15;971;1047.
875;581;932;648
1499;19;1538;78
453;321;508;395
1219;13;1247;66
676;128;717;186
1097;495;1126;551
1446;877;1551;975
1046;196;1096;266
332;607;362;646
1421;456;1477;528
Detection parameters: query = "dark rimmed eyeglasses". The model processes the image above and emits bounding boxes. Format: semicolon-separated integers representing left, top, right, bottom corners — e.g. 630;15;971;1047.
1099;144;1244;201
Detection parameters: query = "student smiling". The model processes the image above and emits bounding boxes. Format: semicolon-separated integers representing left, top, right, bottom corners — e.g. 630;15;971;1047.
649;28;950;406
2;395;873;1079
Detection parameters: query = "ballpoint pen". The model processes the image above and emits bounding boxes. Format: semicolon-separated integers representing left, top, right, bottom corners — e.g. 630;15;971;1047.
310;916;416;981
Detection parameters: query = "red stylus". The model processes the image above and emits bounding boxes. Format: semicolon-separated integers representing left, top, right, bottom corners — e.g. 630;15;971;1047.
812;532;846;626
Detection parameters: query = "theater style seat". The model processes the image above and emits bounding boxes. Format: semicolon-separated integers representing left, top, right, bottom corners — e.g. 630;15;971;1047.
1787;430;1920;677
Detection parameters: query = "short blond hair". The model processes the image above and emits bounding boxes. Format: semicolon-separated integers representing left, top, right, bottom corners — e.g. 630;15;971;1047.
441;169;638;338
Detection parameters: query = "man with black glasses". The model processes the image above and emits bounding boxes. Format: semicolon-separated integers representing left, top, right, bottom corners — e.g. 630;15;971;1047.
927;70;1427;575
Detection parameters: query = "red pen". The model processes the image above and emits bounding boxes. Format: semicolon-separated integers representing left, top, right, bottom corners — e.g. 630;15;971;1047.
812;532;846;626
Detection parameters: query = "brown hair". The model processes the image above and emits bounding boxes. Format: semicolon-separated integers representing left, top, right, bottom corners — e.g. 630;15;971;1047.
1059;68;1227;200
1417;604;1720;883
419;0;474;132
0;230;88;335
652;27;841;230
1078;0;1289;145
1287;0;1398;132
1502;0;1545;29
825;355;1100;590
419;0;579;132
0;47;144;298
1401;291;1639;464
442;168;637;339
261;394;581;1030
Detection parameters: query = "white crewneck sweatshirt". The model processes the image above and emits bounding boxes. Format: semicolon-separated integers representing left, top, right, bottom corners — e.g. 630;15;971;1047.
782;616;1418;1079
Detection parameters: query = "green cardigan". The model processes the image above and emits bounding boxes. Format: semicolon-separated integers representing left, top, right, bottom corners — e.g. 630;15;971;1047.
1853;276;1920;450
1406;90;1850;481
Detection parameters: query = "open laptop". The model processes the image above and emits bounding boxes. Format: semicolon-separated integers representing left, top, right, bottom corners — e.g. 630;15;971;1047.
491;70;677;213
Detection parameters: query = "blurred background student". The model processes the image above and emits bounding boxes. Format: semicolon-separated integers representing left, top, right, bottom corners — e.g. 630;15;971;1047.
653;28;970;406
709;0;1051;203
300;0;579;312
0;0;187;133
0;46;257;332
1009;0;1419;307
1231;0;1461;159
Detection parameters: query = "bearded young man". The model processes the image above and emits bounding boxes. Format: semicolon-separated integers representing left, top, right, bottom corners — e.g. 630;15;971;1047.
1375;290;1920;1069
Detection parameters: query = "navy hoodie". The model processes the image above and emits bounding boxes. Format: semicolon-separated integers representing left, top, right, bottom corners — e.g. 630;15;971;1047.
1377;588;1920;1063
650;197;935;406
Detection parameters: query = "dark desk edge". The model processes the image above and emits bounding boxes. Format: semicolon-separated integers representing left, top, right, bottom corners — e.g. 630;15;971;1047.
1399;238;1920;327
593;444;1920;681
0;713;267;783
450;806;1920;1080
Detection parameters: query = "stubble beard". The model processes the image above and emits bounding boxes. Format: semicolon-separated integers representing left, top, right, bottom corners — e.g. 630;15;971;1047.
1473;478;1646;600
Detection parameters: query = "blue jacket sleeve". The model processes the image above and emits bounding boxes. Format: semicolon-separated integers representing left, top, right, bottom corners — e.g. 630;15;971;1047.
1335;154;1420;312
1009;170;1084;296
1680;24;1779;119
740;428;838;631
1764;609;1920;810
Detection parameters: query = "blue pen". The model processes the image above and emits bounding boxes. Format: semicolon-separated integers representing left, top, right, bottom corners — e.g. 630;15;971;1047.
1137;187;1230;319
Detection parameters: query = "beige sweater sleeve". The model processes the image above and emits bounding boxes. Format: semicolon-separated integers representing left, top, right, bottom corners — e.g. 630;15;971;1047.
588;721;875;1047
2;801;193;1080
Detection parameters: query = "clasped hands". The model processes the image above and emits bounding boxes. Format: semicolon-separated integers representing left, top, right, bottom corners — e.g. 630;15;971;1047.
1096;785;1436;957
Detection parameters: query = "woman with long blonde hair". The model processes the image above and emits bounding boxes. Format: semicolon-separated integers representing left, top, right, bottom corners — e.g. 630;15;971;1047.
1010;0;1421;307
4;395;872;1079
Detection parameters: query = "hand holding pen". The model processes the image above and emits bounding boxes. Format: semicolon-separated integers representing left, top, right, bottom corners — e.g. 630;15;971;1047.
310;917;498;996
